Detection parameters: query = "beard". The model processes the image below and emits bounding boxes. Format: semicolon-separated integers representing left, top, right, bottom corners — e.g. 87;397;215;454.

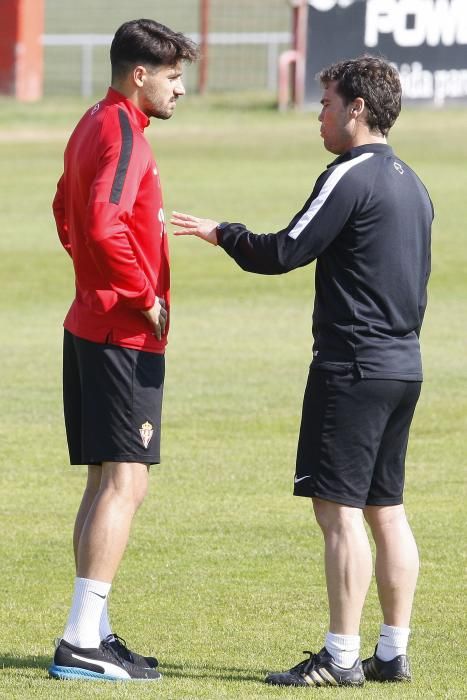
148;97;178;120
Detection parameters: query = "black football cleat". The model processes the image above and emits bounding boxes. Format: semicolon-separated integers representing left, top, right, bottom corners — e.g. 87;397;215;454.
362;647;411;682
265;647;364;687
105;634;158;669
48;638;162;681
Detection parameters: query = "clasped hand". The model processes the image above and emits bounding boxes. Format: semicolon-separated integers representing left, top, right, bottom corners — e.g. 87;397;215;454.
141;297;167;340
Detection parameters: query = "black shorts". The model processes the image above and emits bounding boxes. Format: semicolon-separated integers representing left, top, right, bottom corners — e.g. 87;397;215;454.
294;367;421;508
63;330;164;466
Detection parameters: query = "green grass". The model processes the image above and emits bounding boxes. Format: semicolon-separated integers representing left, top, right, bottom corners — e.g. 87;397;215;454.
0;95;466;699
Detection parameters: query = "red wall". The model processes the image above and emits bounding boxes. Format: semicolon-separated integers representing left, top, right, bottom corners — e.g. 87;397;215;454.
0;0;19;95
0;0;44;100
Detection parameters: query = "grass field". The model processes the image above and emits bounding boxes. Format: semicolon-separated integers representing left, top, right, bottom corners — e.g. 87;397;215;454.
0;94;466;699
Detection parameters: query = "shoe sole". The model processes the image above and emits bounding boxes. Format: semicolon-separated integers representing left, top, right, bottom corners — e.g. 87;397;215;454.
364;675;411;683
48;664;162;682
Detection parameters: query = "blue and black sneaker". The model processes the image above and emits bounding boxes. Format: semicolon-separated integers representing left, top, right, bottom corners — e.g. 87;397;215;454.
265;647;364;687
48;638;162;681
362;647;411;682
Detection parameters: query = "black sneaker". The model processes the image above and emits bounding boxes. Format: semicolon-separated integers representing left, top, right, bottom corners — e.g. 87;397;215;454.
105;634;158;669
362;647;411;682
265;647;364;687
48;638;162;681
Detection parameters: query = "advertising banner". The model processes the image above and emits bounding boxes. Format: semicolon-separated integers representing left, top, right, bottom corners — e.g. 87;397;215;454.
305;0;467;105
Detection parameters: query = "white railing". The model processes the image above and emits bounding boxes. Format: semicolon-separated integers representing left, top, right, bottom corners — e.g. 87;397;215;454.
42;32;292;96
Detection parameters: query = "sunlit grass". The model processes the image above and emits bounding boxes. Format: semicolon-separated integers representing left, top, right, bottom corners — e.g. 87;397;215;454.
0;96;465;699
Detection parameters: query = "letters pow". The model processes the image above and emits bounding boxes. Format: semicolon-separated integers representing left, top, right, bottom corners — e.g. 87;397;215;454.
365;0;467;48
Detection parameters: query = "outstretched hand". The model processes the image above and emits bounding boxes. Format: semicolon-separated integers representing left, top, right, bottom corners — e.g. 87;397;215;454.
171;211;219;246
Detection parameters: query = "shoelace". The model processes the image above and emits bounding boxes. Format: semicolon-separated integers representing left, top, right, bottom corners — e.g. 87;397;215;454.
105;634;135;662
291;651;318;676
101;637;126;663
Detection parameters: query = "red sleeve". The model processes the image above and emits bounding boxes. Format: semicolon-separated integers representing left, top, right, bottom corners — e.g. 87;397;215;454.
84;109;155;311
53;174;72;257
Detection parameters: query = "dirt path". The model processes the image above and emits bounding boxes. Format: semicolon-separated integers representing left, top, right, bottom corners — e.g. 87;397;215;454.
0;129;70;142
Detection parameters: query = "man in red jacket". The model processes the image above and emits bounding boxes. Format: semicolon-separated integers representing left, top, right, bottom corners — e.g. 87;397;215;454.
49;19;197;682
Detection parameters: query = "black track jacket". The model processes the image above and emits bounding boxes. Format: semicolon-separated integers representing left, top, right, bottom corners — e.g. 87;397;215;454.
217;144;433;380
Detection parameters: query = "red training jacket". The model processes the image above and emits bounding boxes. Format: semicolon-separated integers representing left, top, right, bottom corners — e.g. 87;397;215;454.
53;87;170;353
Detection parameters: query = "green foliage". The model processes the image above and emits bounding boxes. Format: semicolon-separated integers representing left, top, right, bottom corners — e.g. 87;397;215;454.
0;96;465;699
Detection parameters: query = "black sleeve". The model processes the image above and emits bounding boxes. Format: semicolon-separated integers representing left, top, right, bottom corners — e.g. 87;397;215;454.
217;168;360;275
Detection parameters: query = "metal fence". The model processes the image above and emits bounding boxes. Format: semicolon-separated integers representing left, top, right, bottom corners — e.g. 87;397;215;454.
43;0;292;97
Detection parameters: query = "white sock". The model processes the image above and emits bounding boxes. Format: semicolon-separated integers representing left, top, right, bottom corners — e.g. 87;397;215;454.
376;624;410;661
325;632;360;668
99;598;113;641
62;577;111;648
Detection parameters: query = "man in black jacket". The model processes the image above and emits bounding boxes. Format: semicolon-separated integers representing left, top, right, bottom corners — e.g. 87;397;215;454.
171;55;433;688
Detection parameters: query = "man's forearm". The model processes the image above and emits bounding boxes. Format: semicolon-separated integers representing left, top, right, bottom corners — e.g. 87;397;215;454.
217;222;287;275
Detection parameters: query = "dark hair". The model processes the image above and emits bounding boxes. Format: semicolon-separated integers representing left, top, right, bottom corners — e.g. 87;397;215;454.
110;18;198;80
319;55;401;136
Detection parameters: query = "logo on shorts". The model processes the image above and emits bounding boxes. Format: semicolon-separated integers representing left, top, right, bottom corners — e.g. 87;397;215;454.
294;474;312;484
139;421;154;449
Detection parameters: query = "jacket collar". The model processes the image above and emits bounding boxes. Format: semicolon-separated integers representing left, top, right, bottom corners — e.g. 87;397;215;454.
105;87;150;131
328;143;394;168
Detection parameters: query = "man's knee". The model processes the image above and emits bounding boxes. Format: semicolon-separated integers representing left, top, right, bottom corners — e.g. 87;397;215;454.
100;462;150;509
364;504;406;533
312;497;362;534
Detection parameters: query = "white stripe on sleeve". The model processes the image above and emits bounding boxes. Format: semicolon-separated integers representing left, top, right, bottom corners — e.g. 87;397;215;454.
288;152;374;240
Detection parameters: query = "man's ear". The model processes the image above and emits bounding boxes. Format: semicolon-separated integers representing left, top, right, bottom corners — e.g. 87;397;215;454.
350;97;365;118
133;65;146;87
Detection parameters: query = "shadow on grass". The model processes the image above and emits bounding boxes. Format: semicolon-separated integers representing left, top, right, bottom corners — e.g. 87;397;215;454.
1;655;51;670
0;656;265;684
160;661;264;683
